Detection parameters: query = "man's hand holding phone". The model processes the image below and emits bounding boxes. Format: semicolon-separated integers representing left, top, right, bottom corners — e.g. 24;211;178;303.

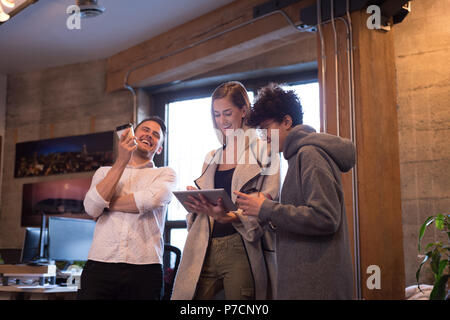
117;127;137;165
94;124;137;205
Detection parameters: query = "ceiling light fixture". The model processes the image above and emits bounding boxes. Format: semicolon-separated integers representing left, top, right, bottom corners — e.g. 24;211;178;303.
1;0;15;9
0;0;39;26
76;0;105;18
0;6;10;22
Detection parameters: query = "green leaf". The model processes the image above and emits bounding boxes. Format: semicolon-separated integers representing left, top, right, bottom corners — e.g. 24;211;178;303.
430;250;441;276
418;216;435;252
437;259;448;278
425;242;439;251
416;253;431;284
435;214;444;230
429;275;449;300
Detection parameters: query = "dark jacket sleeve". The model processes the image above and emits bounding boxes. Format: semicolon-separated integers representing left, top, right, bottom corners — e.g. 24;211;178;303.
259;146;342;236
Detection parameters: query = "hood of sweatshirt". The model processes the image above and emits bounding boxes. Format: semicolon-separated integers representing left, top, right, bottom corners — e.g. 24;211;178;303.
283;124;356;173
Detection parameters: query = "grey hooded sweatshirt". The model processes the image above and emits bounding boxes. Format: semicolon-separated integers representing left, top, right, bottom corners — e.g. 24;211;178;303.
259;124;355;299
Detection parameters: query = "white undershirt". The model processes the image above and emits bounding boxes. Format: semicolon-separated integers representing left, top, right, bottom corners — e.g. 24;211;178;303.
83;163;177;265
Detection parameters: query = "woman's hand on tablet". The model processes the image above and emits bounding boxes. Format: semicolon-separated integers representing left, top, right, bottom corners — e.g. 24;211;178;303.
184;193;238;223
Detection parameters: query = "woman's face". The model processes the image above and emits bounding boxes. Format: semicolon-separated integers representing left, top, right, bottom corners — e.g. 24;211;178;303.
213;96;246;137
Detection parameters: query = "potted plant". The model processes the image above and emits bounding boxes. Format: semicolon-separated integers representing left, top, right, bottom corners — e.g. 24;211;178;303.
416;213;450;300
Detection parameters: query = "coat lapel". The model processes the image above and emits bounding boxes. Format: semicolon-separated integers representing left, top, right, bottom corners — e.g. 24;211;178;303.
193;149;221;231
231;158;261;201
194;149;221;190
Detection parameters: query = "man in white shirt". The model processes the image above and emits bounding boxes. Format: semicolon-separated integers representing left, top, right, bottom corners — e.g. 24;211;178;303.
78;116;177;300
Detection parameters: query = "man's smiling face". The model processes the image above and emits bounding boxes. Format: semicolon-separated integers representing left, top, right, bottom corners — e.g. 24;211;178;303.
134;120;164;156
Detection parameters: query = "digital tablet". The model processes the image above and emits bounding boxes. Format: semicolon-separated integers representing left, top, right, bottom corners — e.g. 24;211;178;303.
172;189;237;212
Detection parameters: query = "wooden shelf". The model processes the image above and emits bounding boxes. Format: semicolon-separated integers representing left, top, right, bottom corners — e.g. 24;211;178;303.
0;264;56;276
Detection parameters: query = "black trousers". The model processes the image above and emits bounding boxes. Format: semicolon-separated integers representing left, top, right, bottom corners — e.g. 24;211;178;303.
77;260;163;300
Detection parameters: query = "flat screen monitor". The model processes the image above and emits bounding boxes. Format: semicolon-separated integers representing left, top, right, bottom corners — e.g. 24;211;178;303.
48;217;95;261
21;227;48;263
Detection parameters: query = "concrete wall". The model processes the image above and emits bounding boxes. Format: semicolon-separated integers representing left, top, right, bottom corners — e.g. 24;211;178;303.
0;74;6;207
0;74;5;133
0;59;133;248
394;0;450;286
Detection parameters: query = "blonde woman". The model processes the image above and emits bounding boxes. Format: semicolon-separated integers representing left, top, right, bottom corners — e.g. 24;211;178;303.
171;81;279;300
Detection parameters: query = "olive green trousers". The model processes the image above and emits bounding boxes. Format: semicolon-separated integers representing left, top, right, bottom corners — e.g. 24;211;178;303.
194;232;254;300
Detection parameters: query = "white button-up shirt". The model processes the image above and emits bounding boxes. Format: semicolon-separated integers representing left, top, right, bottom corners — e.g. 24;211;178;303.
83;162;177;265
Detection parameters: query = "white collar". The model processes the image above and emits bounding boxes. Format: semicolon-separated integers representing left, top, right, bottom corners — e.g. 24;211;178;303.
127;160;155;169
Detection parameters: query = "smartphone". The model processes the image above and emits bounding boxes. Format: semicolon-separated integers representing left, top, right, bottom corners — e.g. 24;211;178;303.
116;123;134;139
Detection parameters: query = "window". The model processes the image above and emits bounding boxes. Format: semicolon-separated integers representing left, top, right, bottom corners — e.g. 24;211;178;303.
164;82;319;252
287;82;320;132
166;96;220;223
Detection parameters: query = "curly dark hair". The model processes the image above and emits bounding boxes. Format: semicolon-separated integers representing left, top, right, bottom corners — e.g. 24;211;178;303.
246;83;303;128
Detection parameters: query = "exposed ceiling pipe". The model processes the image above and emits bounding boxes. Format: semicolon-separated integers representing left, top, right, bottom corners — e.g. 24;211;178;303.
345;0;361;301
316;0;327;133
330;0;340;137
315;0;361;298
